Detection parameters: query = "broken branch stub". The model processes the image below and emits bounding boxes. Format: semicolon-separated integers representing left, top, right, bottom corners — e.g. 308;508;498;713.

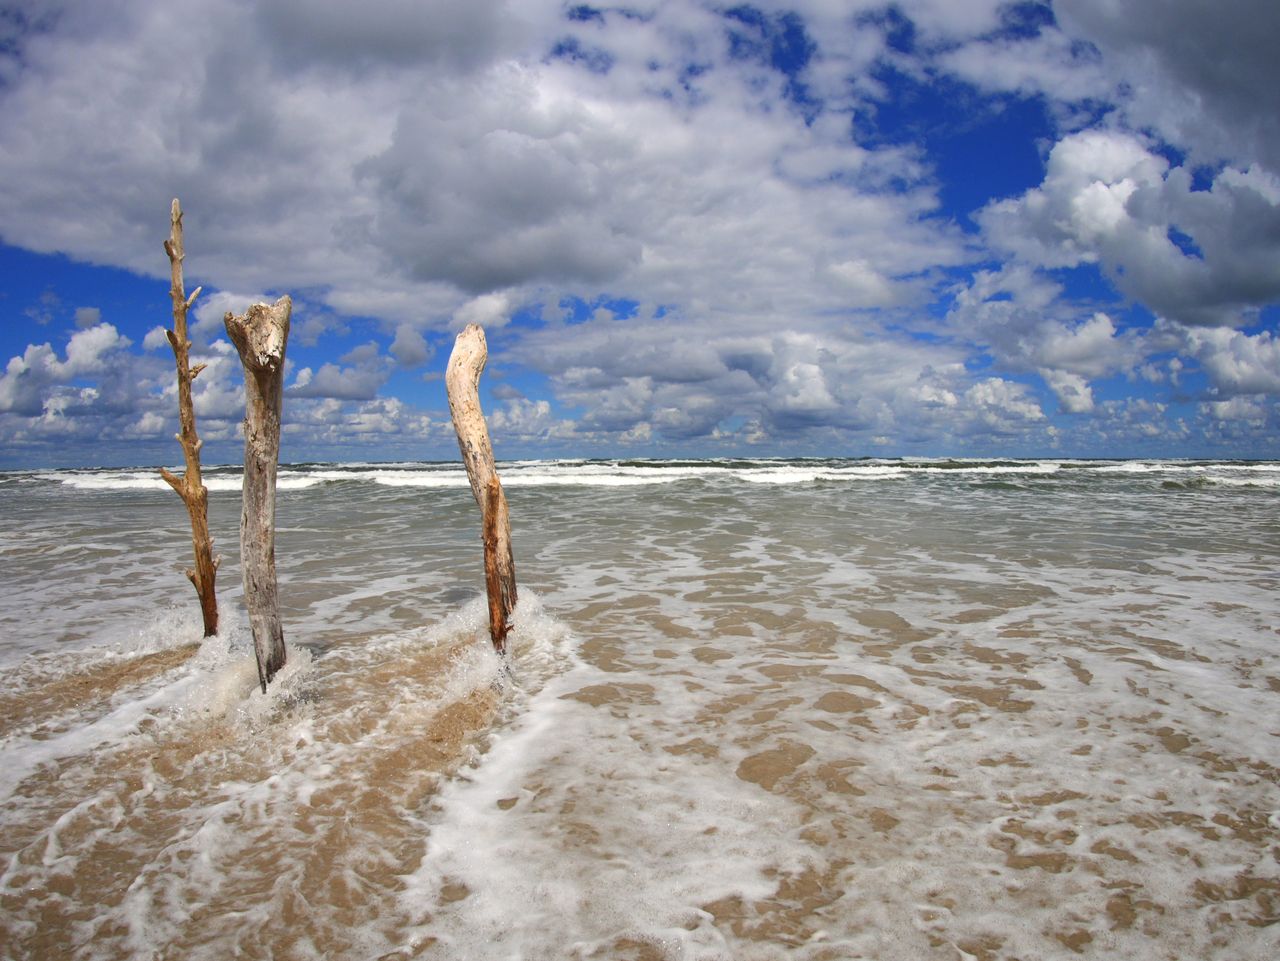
446;323;517;654
159;198;219;637
225;296;291;693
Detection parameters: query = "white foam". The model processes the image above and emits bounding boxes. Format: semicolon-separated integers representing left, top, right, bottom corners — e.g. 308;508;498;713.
399;660;804;959
0;651;213;805
36;470;325;492
4;458;1278;960
28;458;1280;495
739;464;906;483
37;470;181;491
370;470;469;488
917;461;1061;475
1207;473;1280;487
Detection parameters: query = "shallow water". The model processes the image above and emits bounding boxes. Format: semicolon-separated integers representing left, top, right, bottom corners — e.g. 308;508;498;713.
1;459;1277;959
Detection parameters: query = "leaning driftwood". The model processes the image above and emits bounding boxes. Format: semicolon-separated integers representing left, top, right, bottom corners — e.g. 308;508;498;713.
158;198;220;637
446;324;517;654
224;296;291;692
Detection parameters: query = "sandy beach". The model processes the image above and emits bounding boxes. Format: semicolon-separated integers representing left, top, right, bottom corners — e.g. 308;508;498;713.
1;459;1277;959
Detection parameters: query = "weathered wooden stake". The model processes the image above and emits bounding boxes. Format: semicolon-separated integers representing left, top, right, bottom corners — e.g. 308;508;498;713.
224;296;291;692
446;324;517;654
158;198;220;637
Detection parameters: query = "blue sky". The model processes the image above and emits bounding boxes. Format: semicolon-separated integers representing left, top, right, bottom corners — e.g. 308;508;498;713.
2;0;1279;467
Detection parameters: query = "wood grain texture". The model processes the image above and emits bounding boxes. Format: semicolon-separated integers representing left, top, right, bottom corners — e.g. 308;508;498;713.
158;198;220;637
446;324;517;654
225;296;291;691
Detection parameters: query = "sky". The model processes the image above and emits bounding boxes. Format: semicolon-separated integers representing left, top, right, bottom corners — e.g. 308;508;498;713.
2;0;1279;468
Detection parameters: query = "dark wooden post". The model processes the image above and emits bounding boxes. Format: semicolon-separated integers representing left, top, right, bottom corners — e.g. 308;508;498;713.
445;323;517;654
224;296;291;692
158;198;220;637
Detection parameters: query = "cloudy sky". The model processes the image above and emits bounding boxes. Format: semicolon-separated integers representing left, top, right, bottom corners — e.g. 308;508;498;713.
2;0;1279;467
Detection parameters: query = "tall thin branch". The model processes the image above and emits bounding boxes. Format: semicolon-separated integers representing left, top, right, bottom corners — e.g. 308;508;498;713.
159;198;220;637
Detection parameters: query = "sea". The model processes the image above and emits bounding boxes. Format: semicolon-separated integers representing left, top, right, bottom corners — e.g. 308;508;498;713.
0;457;1277;960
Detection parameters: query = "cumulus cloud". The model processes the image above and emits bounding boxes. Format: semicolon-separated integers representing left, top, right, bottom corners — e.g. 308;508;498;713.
0;1;966;322
284;396;442;452
1040;368;1094;414
0;323;132;416
1183;327;1280;397
142;326;170;351
979;130;1280;327
964;377;1045;424
507;310;1061;449
489;396;573;443
941;1;1280;174
389;324;431;368
454;293;514;331
0;0;1012;457
289;342;392;401
186;342;248;423
1055;0;1280;171
945;264;1143;416
0;0;1278;460
1204;396;1268;426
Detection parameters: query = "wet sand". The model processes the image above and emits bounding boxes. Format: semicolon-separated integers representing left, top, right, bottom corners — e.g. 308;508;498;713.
1;460;1277;958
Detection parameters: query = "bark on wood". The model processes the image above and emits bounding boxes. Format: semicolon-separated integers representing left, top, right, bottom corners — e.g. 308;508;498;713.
224;296;291;693
158;198;220;637
446;324;517;654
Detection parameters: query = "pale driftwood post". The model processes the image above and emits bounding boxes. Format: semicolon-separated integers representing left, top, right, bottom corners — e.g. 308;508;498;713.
446;324;517;654
224;296;291;692
158;198;220;637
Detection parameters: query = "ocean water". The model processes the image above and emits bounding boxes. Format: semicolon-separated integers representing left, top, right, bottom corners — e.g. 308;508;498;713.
0;458;1277;960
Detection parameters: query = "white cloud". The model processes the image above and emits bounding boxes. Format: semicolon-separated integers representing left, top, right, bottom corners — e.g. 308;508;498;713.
188;347;247;422
1040;368;1094;414
0;0;967;330
0;1;1278;460
508;311;1070;449
454;293;514;331
0;323;133;416
489;397;573;443
1035;313;1121;377
938;20;1107;106
935;1;1280;175
980;130;1280;327
1204;396;1268;425
823;259;899;307
288;341;392;401
126;410;169;437
64;323;130;372
945;267;1141;414
284;396;441;447
1183;327;1280;396
389;324;432;368
1085;397;1189;447
962;377;1045;425
1;345;62;416
289;364;385;401
1055;0;1280;171
769;360;839;420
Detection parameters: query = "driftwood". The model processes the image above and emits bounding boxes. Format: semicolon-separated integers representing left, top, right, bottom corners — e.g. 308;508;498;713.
158;199;220;637
224;296;291;692
446;324;517;654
